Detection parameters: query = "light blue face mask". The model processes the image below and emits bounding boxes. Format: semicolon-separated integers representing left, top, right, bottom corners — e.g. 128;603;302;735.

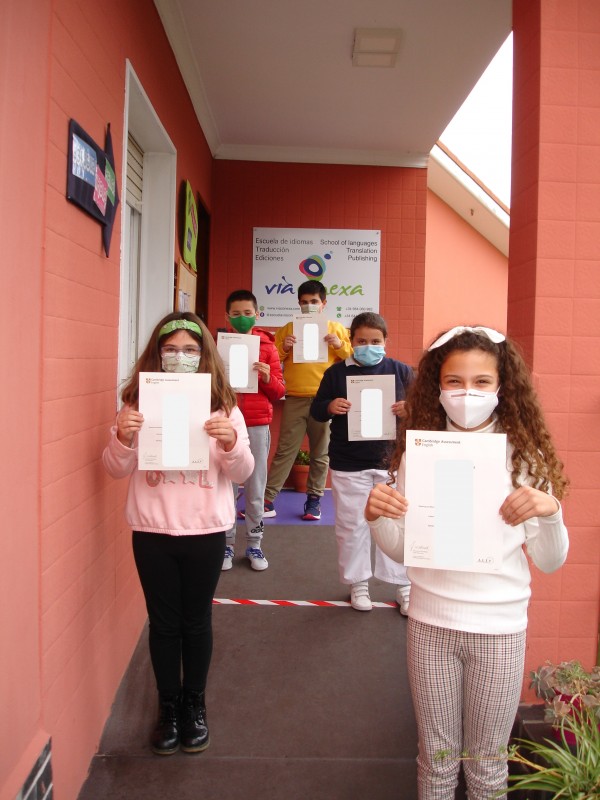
353;345;386;367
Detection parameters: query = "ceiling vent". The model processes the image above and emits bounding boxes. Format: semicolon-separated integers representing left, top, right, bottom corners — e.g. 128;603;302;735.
352;28;402;67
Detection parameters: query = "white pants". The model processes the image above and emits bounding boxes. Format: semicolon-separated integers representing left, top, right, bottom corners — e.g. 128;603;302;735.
331;468;409;585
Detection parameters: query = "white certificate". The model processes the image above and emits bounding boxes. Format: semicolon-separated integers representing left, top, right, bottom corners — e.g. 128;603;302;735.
404;430;508;573
292;314;328;363
217;332;260;393
138;372;211;470
346;374;396;440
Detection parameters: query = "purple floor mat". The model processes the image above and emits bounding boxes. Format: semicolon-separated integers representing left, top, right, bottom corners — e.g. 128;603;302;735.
236;488;335;525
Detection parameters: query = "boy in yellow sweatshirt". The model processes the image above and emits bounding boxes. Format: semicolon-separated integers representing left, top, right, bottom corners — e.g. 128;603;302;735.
264;279;352;520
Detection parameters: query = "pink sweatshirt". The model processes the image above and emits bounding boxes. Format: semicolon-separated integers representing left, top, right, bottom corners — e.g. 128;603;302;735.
103;406;254;536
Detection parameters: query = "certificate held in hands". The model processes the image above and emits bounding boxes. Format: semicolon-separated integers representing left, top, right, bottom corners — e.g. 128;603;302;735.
404;430;508;573
292;314;328;363
138;372;211;470
217;331;260;393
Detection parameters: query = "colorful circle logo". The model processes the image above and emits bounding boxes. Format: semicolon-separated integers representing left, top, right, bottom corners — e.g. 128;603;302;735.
298;253;330;281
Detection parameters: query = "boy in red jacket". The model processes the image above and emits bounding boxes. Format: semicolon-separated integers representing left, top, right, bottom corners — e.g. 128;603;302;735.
222;290;285;571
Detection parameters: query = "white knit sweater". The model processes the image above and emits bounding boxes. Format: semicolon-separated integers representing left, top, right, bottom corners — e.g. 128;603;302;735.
368;419;569;634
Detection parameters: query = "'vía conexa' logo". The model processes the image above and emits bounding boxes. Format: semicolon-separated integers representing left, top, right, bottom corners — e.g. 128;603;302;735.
299;252;331;281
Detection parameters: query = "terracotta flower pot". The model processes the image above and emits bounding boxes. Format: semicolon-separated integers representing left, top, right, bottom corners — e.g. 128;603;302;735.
290;464;309;493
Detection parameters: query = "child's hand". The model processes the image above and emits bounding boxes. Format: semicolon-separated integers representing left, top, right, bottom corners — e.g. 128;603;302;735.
204;417;237;451
391;400;407;417
500;485;560;526
328;397;351;415
282;334;296;353
254;361;271;383
324;332;342;349
116;406;144;446
365;483;408;522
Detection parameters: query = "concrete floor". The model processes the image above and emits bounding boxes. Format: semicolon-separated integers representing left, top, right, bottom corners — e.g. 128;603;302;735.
78;495;467;800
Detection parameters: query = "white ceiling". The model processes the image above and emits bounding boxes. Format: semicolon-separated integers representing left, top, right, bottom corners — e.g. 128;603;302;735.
153;0;512;168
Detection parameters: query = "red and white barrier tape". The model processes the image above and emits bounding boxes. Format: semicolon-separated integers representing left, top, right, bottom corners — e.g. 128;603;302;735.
213;598;396;608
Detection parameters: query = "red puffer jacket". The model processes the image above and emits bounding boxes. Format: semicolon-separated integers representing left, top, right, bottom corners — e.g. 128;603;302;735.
235;328;285;426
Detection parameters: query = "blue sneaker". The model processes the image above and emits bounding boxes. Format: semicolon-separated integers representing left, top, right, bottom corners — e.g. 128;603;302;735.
263;500;276;518
302;494;321;520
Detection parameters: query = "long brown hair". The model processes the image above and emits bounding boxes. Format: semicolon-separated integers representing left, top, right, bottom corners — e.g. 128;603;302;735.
120;311;237;414
389;329;568;499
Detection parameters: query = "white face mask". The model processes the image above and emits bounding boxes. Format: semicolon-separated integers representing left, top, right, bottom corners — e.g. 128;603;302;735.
439;388;499;430
300;303;321;314
161;351;201;373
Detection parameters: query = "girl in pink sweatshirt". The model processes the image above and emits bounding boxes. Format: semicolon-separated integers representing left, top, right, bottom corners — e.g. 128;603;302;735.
103;312;254;756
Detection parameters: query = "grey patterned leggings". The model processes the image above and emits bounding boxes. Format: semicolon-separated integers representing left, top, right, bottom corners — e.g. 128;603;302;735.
407;618;526;800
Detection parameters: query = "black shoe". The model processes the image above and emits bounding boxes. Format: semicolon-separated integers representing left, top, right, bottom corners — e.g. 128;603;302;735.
180;689;210;753
151;693;180;755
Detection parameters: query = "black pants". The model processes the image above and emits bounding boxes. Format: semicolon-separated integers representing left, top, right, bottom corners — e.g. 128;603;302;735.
132;531;225;696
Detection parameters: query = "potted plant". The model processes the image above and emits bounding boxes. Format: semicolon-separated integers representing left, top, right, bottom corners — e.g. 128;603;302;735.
507;704;600;798
529;660;600;744
290;449;310;493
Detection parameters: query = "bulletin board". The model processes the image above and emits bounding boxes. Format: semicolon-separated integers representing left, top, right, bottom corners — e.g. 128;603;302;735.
175;259;197;312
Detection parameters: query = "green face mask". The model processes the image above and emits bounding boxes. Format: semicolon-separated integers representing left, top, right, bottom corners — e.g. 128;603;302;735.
229;315;256;334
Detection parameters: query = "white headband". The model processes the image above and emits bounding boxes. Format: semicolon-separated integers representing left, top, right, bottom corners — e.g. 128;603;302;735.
428;326;506;351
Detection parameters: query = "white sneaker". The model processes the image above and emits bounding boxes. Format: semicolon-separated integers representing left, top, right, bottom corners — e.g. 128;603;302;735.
350;582;372;612
246;547;269;571
396;584;410;615
222;545;234;571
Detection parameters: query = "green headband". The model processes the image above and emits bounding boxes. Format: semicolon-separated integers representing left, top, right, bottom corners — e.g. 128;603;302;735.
159;319;203;338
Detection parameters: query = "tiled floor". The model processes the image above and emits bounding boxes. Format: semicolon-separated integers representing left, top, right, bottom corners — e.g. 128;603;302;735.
77;493;467;800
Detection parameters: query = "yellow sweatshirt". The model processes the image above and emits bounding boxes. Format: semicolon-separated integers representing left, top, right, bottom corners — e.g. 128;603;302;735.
275;319;352;397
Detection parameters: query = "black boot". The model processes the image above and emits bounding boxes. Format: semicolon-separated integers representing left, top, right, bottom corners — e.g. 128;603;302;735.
150;693;180;755
180;689;210;753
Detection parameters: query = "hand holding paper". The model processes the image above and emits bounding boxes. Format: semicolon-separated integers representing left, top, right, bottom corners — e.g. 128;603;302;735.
254;360;271;383
500;485;559;526
204;416;237;452
391;400;407;417
324;331;342;349
116;406;144;446
328;397;351;415
365;483;408;521
282;334;296;353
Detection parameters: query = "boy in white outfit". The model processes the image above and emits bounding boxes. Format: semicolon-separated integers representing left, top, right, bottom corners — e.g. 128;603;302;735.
310;312;413;612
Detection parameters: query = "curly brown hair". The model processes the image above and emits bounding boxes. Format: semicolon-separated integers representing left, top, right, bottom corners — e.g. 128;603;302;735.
120;311;237;414
388;329;568;499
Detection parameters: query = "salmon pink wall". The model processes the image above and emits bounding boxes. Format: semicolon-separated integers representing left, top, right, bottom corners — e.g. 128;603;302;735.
1;1;214;798
209;160;427;368
512;0;600;699
0;0;50;795
424;191;508;347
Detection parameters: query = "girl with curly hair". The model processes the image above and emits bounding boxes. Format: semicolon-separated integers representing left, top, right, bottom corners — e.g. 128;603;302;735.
103;312;254;756
365;326;569;800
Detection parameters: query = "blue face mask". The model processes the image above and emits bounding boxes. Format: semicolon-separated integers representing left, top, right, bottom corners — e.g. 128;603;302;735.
353;345;386;367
